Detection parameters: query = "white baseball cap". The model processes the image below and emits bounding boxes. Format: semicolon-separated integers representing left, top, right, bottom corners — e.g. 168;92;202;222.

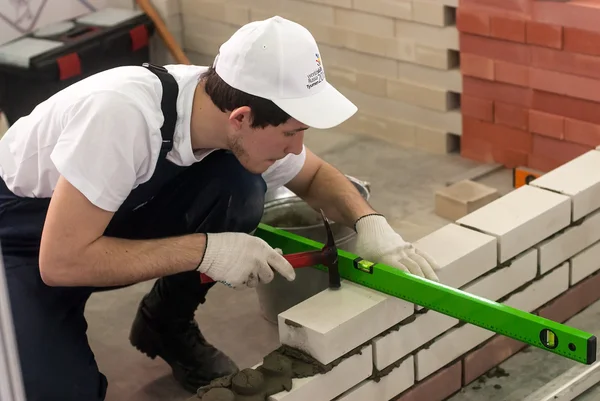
213;16;358;129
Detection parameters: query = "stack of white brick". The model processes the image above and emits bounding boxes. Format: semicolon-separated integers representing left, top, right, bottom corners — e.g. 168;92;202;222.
266;148;600;401
180;0;462;153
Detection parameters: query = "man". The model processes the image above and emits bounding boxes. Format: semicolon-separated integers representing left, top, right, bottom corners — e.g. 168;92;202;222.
0;15;439;401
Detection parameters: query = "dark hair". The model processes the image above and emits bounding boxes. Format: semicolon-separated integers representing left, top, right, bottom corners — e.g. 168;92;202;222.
200;66;291;129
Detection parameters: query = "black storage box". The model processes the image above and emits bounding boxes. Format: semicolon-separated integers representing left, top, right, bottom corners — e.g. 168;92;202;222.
0;7;156;125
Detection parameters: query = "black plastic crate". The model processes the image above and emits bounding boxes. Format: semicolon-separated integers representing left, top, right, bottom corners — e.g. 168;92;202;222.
0;7;156;125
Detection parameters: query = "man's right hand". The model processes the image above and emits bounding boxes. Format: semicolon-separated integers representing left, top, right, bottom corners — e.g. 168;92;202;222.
198;232;296;288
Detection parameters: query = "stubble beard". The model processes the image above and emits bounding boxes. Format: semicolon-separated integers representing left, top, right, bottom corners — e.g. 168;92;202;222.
228;136;259;174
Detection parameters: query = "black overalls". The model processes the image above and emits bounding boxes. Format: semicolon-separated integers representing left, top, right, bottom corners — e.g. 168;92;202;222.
0;64;267;401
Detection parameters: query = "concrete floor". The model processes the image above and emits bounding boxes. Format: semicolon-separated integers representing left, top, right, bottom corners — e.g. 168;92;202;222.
83;128;600;400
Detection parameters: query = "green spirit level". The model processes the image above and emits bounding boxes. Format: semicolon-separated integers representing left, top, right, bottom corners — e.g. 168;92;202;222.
255;223;597;365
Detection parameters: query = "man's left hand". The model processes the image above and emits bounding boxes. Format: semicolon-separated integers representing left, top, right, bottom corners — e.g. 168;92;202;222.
354;214;440;282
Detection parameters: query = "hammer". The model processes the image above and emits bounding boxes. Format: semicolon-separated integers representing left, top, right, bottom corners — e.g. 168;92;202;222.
200;209;340;289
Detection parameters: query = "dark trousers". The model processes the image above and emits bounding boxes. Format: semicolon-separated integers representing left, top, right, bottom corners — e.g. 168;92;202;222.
0;151;267;401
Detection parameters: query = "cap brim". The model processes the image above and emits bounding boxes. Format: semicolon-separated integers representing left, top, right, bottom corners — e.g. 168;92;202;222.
272;82;358;129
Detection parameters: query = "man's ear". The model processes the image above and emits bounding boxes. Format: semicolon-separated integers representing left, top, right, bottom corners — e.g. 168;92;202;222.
229;106;252;131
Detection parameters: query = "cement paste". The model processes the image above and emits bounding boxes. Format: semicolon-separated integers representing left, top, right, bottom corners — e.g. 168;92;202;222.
193;344;368;400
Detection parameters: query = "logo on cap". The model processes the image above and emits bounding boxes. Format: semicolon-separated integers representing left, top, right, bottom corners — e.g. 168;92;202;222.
307;53;324;90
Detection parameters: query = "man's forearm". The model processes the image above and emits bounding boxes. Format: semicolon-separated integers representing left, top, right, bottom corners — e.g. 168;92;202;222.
40;233;207;287
301;163;376;228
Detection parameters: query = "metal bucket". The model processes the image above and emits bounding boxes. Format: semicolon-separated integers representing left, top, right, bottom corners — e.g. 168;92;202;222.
255;175;371;324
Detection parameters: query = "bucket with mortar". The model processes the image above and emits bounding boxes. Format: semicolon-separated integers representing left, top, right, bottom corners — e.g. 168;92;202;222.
255;175;371;325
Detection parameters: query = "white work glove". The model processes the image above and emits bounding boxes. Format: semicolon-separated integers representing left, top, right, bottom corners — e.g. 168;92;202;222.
197;232;296;288
355;214;440;281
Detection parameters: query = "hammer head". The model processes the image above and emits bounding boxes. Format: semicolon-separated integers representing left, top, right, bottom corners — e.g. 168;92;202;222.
319;209;341;289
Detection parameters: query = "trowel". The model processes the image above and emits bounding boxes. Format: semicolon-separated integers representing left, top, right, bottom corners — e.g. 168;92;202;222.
200;209;341;289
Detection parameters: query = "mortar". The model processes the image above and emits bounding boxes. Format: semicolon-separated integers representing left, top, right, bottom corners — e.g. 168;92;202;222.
255;175;371;324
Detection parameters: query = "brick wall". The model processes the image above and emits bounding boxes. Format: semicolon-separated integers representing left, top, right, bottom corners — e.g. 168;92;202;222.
266;147;600;400
179;0;462;154
458;0;600;172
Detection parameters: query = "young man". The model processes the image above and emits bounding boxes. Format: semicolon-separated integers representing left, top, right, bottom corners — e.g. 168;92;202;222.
0;15;439;401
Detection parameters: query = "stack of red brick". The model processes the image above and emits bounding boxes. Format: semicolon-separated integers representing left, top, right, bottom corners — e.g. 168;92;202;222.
458;0;600;172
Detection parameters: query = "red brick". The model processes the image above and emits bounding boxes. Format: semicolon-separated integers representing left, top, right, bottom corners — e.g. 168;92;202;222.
463;335;528;385
531;47;600;81
464;116;532;152
456;7;490;36
529;67;600;103
463;76;533;107
533;1;600;36
538;271;600;324
494;101;528;130
460;33;531;64
461;0;532;15
490;15;526;42
564;27;600;57
532;134;592;166
461;95;494;122
392;360;462;401
461;134;495;164
529;154;565;172
492;148;528;168
529;110;564;139
526;21;562;49
460;53;494;80
494;61;529;87
565;118;600;148
532;90;600;125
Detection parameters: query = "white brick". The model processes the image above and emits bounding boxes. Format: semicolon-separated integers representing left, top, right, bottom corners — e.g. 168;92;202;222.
414;0;458;6
181;15;239;40
463;248;538;302
412;1;454;27
336;356;414;401
414;223;497;289
318;44;398;79
353;0;413;20
536;208;600;274
416;262;569;381
269;345;373;401
530;150;600;221
386;79;457;111
183;33;222;56
181;0;249;26
416;323;494;380
394;20;459;50
335;8;395;37
457;185;571;263
278;281;413;365
397;62;462;93
341;87;462;134
504;262;569;312
571;241;600;285
415;126;459;154
373;311;458;370
415;43;457;70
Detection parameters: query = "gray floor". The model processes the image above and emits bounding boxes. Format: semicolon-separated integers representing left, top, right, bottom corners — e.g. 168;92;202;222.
84;128;600;400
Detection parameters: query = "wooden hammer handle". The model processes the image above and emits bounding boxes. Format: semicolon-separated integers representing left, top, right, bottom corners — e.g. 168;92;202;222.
135;0;191;65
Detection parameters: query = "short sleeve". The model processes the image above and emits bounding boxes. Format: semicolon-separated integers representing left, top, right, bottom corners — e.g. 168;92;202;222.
262;145;307;190
50;91;153;212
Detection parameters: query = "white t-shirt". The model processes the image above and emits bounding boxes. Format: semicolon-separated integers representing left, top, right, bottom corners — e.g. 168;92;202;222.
0;64;306;212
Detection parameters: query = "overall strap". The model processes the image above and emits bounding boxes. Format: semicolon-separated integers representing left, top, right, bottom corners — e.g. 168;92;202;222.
142;63;179;157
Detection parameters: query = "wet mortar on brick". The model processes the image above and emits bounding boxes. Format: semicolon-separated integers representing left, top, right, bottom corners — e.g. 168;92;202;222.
193;344;370;400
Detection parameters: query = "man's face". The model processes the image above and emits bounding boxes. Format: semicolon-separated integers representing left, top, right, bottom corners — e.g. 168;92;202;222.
228;112;308;174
